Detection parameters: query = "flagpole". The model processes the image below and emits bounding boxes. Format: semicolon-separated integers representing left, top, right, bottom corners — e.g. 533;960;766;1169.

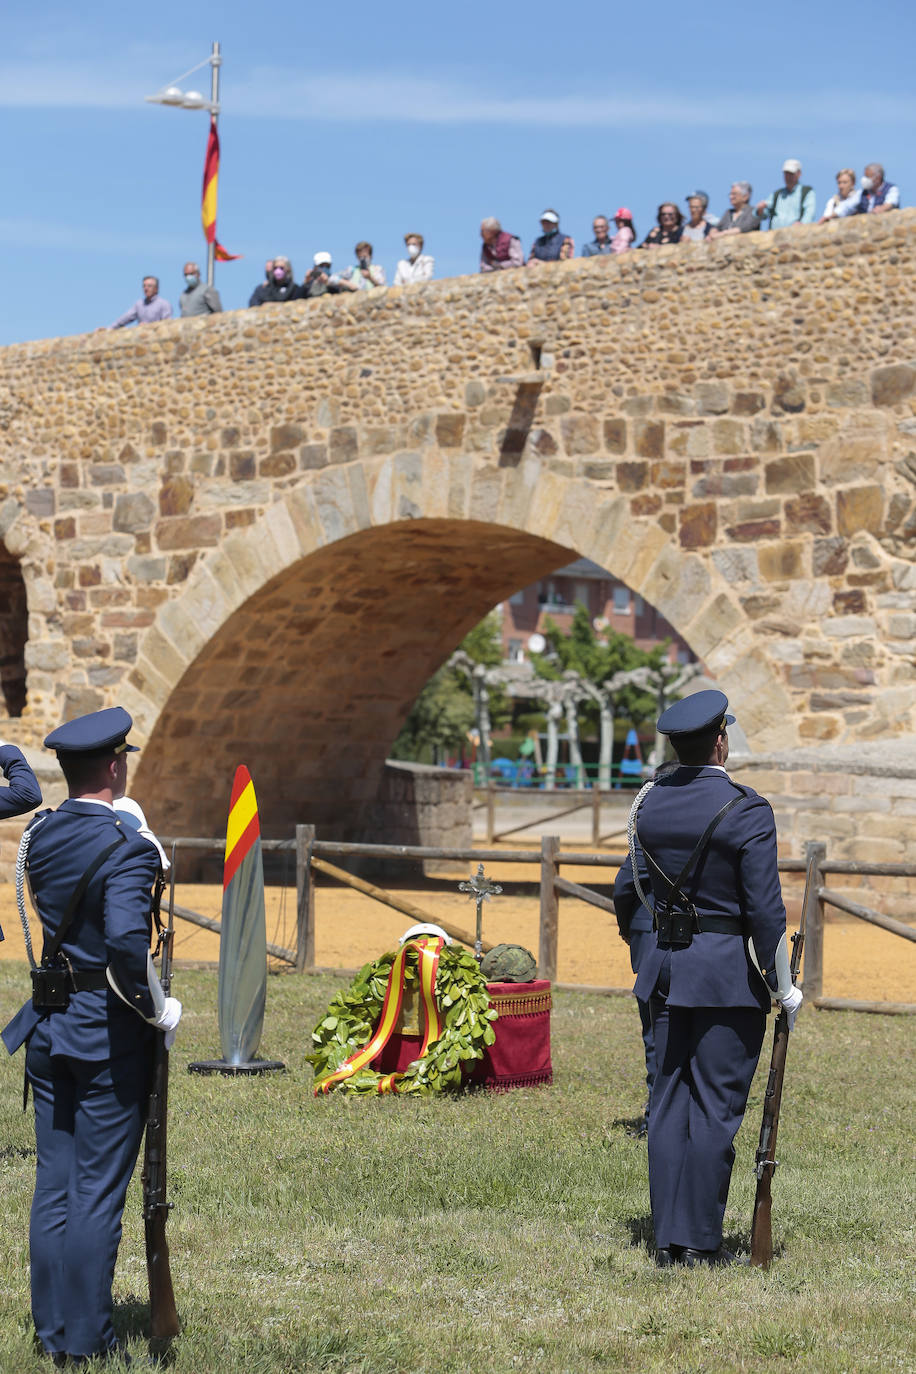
207;41;222;288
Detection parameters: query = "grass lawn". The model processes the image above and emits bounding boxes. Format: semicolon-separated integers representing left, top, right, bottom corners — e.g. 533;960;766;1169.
0;963;912;1373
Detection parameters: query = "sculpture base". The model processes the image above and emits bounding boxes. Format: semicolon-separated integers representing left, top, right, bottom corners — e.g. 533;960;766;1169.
187;1058;286;1076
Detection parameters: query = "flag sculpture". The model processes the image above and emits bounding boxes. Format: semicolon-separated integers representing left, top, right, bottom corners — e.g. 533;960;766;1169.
201;116;240;262
188;765;283;1075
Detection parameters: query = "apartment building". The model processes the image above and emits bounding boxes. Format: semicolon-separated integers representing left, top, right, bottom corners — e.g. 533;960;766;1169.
500;558;697;666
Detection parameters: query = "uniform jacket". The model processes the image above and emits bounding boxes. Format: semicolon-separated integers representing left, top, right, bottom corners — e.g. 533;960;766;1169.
0;744;42;941
613;766;787;1011
2;800;160;1058
0;744;42;819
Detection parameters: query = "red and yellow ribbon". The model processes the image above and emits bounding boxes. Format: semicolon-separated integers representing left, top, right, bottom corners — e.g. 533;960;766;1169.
314;937;444;1096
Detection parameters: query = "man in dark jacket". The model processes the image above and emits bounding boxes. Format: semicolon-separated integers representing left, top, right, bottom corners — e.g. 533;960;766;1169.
527;208;574;264
614;690;802;1268
249;256;301;305
2;707;181;1365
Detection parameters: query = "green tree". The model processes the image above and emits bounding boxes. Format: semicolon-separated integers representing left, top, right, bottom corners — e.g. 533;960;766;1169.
390;613;507;766
530;604;672;787
536;604;665;723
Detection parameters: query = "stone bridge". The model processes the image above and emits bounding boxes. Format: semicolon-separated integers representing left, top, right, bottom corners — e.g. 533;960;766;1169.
2;211;915;842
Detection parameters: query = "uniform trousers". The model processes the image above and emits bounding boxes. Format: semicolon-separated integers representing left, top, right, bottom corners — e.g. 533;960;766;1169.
628;927;657;1115
648;956;765;1252
26;1021;149;1359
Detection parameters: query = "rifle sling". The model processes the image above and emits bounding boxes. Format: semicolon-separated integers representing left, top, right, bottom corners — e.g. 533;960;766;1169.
638;795;743;929
39;832;127;966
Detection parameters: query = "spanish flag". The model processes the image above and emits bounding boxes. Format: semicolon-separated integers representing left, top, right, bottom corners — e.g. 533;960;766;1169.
201;116;241;262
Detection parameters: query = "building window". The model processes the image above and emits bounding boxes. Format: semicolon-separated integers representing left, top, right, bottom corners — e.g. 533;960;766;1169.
540;579;575;611
634;595;644;615
508;638;523;662
613;585;630;614
509;588;525;605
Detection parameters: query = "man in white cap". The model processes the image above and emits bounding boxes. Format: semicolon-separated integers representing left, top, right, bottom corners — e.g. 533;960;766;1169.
302;251;343;299
756;159;816;228
527;208;574;265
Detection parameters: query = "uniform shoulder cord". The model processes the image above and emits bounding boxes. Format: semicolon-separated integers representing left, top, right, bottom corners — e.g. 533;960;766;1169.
16;818;47;971
626;780;656;917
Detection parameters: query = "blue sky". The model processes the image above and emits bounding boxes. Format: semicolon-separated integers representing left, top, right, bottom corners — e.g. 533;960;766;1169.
1;1;913;345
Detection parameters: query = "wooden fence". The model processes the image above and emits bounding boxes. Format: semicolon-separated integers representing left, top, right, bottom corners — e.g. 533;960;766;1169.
161;831;915;1015
473;782;632;847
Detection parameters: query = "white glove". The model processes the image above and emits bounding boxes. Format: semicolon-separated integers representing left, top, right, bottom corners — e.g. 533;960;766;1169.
153;996;182;1049
778;985;803;1031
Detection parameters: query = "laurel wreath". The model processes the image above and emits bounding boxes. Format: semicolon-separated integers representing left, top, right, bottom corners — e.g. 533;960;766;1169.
307;944;497;1095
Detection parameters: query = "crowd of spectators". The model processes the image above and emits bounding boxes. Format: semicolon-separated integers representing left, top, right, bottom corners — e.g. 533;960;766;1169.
106;158;901;328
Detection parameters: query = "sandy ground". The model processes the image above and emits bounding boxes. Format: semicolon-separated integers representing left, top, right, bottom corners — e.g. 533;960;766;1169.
1;849;913;1002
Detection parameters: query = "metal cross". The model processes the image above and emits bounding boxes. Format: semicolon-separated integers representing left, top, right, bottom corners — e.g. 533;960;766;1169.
458;862;502;959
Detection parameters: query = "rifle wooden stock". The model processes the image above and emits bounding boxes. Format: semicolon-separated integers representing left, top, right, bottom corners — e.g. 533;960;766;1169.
144;1031;179;1339
143;867;179;1339
749;1005;790;1268
749;846;816;1268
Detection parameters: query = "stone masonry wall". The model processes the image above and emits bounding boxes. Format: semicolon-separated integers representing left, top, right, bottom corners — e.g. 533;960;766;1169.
730;745;916;922
1;211;916;841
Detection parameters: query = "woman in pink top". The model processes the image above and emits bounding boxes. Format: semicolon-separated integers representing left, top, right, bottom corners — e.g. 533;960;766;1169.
611;208;636;254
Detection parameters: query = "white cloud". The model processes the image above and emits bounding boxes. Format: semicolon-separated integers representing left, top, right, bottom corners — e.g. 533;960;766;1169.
0;58;913;128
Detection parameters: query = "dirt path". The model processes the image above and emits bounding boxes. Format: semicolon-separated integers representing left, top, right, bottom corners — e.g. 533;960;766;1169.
1;853;913;1002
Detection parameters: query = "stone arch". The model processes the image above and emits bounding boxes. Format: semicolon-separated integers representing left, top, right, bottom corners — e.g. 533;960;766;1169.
0;540;28;717
127;462;794;836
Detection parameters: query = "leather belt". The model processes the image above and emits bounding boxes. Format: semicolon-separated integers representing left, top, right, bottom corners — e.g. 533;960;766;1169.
695;916;744;935
69;968;109;992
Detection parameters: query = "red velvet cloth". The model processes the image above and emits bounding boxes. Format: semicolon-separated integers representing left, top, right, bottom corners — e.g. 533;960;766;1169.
371;980;552;1090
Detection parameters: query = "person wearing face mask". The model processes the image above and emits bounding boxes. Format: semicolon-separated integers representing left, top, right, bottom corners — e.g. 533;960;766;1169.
393;233;435;286
178;260;223;317
340;242;387;292
255;256;302;304
303;252;345;299
856;163;899;215
527;209;574;265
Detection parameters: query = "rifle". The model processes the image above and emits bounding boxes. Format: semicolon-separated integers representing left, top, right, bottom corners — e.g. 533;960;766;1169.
142;854;180;1340
749;847;816;1268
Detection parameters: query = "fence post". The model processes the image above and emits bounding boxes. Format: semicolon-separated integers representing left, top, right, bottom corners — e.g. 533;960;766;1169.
295;824;316;973
592;783;601;847
486;782;495;845
539;834;560;983
803;839;826;1002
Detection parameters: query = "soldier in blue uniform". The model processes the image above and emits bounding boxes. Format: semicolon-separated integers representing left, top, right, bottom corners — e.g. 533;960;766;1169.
0;738;42;941
614;690;802;1267
2;707;181;1365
